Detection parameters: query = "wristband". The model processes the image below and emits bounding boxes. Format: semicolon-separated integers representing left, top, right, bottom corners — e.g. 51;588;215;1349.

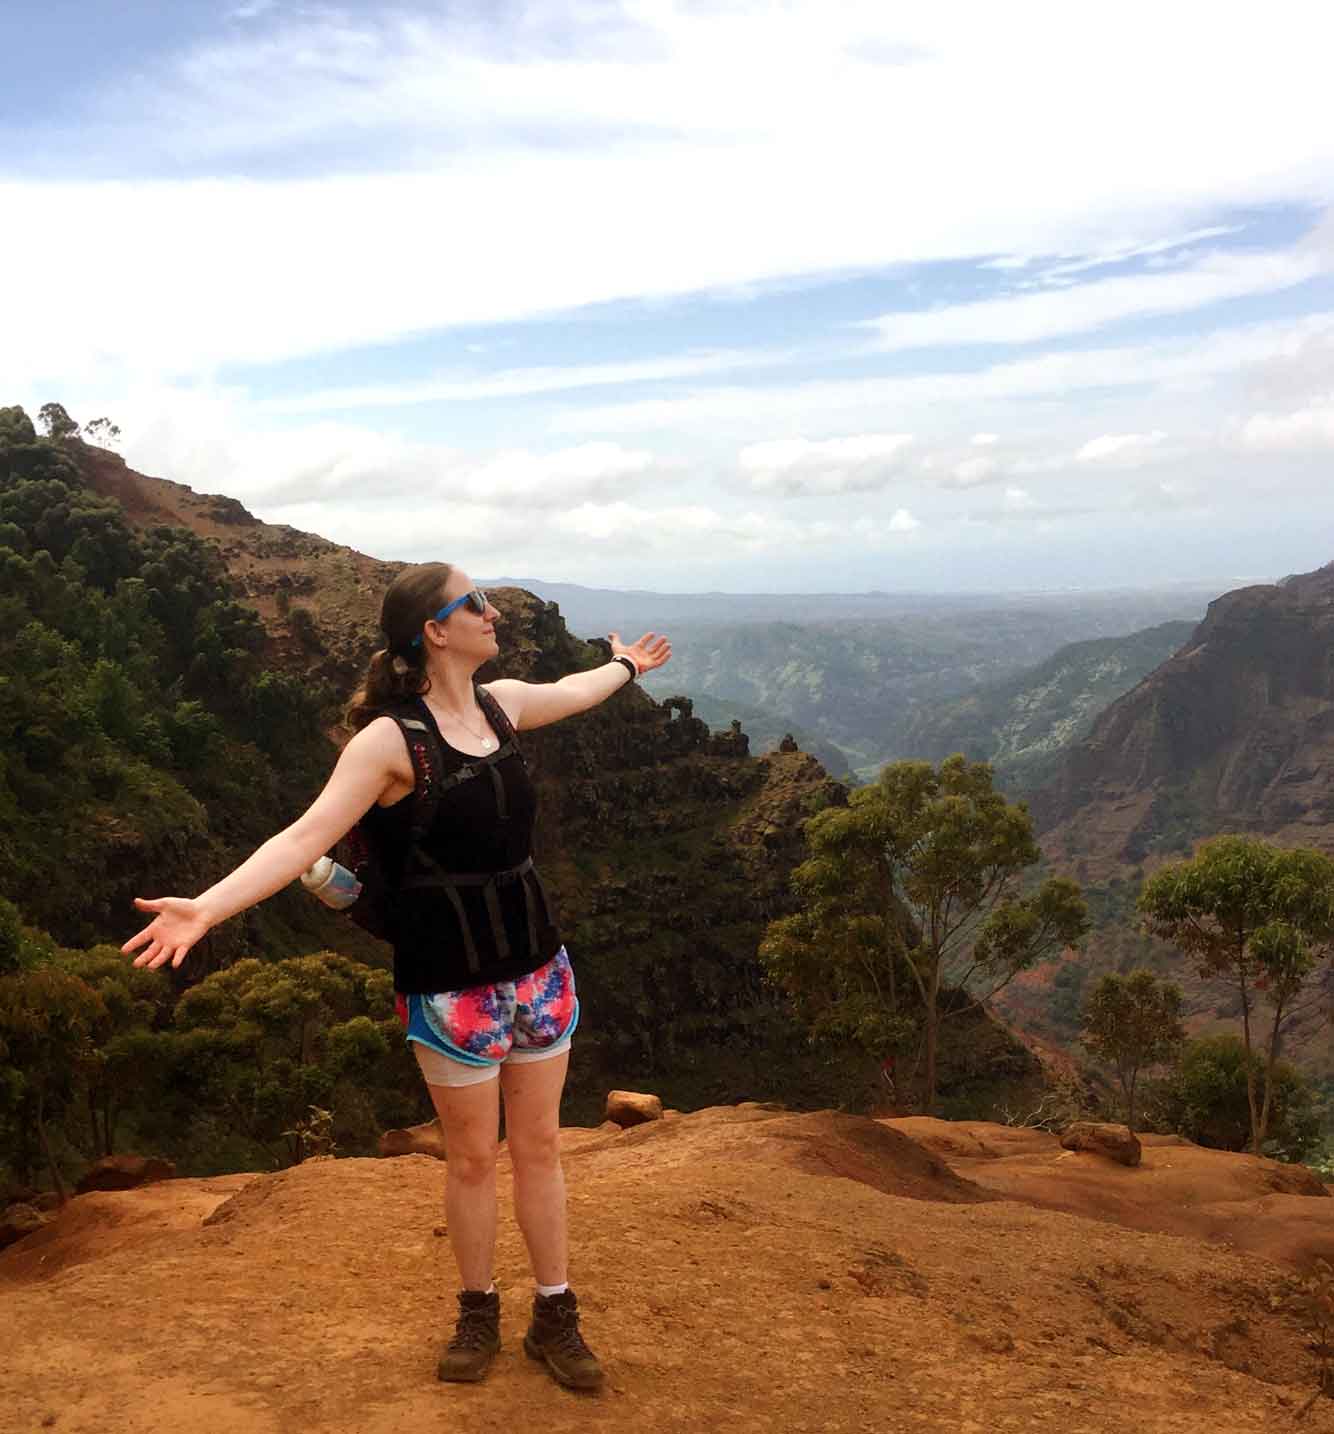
610;654;638;682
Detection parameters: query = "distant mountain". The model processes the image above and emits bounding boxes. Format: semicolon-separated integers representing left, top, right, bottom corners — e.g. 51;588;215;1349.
630;601;1214;774
890;621;1197;796
482;574;1228;637
1034;562;1334;867
1005;562;1334;1090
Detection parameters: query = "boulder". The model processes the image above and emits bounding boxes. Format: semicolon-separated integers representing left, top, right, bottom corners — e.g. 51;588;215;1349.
0;1202;49;1251
378;1120;448;1160
75;1155;176;1194
605;1091;664;1128
1059;1121;1142;1167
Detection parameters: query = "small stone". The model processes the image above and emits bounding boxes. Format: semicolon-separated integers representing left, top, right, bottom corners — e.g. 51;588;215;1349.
817;1279;832;1290
604;1091;664;1128
433;1224;448;1237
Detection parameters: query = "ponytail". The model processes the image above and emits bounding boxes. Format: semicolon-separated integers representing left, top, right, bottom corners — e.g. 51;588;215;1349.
344;646;429;731
344;561;454;731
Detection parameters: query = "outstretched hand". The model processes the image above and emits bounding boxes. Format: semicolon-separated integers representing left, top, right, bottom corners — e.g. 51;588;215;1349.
120;896;212;970
610;630;672;675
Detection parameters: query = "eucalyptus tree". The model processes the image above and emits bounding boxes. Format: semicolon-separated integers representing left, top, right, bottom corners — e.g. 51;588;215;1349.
1138;835;1334;1154
762;755;1088;1113
1080;968;1185;1131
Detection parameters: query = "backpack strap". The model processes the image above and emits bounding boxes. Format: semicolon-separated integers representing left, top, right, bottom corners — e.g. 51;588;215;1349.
475;685;524;763
388;708;445;848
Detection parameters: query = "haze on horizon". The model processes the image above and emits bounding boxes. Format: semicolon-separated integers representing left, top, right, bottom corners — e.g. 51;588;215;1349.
7;1;1334;594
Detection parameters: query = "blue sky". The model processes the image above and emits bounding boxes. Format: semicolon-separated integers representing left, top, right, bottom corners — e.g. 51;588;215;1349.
7;1;1334;591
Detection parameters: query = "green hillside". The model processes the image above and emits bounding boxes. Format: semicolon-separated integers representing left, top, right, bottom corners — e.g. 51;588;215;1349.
890;621;1196;795
640;605;1206;773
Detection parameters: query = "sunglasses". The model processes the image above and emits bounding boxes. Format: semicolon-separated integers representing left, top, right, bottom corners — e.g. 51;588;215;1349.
411;589;488;646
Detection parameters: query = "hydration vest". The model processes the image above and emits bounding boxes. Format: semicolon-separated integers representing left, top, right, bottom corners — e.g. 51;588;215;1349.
335;687;555;983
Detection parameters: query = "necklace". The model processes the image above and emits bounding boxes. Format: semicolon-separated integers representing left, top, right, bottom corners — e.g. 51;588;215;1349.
431;701;494;751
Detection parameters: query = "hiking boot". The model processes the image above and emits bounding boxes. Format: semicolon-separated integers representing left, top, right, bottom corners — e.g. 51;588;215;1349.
437;1288;501;1382
523;1289;605;1390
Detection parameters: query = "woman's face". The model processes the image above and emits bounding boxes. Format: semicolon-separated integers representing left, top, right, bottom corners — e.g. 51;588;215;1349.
426;569;501;661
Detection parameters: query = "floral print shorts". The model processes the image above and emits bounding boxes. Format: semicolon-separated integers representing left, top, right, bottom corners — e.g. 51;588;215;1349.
395;946;579;1088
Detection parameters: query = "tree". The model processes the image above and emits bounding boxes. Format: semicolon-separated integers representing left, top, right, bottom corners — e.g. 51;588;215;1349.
1146;1033;1322;1162
1139;835;1334;1154
1080;968;1185;1130
37;402;79;441
82;417;122;449
169;953;404;1165
762;755;1089;1113
0;966;105;1200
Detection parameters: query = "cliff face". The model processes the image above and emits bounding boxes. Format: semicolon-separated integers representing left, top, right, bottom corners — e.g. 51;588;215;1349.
1035;563;1334;872
78;446;886;1111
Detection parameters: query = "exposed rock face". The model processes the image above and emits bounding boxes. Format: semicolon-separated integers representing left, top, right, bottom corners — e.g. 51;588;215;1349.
1035;562;1334;868
378;1121;448;1161
1015;561;1334;1083
604;1091;664;1127
74;1155;176;1194
1060;1122;1142;1167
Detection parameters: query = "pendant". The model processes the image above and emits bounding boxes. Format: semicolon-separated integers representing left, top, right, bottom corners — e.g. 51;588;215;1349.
481;737;494;750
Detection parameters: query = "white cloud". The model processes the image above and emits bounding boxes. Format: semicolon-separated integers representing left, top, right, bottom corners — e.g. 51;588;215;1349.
1076;431;1168;464
9;4;1334;388
737;434;913;496
256;349;799;413
556;314;1334;438
867;249;1324;352
971;432;999;446
1239;402;1334;451
948;456;997;487
115;389;673;510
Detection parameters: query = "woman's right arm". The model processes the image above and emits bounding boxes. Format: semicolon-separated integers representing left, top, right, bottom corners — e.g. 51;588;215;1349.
121;717;407;971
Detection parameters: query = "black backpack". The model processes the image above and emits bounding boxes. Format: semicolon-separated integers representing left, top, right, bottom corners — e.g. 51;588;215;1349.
334;686;528;944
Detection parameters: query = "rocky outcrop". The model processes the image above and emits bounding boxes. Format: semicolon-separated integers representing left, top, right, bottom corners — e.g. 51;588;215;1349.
75;1155;176;1194
1059;1122;1142;1167
1034;562;1334;868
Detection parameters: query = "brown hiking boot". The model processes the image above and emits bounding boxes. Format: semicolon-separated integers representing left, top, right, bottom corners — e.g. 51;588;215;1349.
523;1289;605;1390
437;1288;501;1382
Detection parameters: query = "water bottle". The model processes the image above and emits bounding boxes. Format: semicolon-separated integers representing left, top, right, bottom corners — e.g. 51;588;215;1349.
301;856;363;910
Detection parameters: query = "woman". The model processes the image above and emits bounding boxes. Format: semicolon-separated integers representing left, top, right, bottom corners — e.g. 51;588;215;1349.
121;561;671;1391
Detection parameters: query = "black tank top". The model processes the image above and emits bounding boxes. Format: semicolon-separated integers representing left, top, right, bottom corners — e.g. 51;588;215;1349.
359;695;561;993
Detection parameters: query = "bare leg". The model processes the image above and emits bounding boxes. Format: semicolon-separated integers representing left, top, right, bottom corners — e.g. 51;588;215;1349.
424;1074;501;1290
500;1051;570;1287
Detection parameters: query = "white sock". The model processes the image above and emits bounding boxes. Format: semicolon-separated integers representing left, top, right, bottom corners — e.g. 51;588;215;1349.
536;1281;569;1298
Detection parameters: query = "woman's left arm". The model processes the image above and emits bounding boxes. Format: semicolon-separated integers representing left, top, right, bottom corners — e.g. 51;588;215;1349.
487;630;672;731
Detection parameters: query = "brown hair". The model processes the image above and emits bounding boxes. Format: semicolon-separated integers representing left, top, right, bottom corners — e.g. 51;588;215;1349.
344;562;453;731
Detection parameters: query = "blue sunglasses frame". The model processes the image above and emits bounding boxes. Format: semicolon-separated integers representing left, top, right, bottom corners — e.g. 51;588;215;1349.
411;589;488;646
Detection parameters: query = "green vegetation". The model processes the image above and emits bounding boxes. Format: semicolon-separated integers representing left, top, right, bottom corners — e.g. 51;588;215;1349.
1139;836;1334;1154
890;621;1195;796
761;755;1088;1114
0;404;347;958
641;611;1198;780
0;940;425;1190
1080;968;1185;1131
1143;1033;1323;1163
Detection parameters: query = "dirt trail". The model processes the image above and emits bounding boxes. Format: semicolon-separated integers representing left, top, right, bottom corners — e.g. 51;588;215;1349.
3;1107;1332;1434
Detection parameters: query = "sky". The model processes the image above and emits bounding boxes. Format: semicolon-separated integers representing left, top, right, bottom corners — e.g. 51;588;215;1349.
6;0;1334;592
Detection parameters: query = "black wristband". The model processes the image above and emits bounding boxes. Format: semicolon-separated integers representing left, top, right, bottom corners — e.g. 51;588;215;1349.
611;654;637;682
